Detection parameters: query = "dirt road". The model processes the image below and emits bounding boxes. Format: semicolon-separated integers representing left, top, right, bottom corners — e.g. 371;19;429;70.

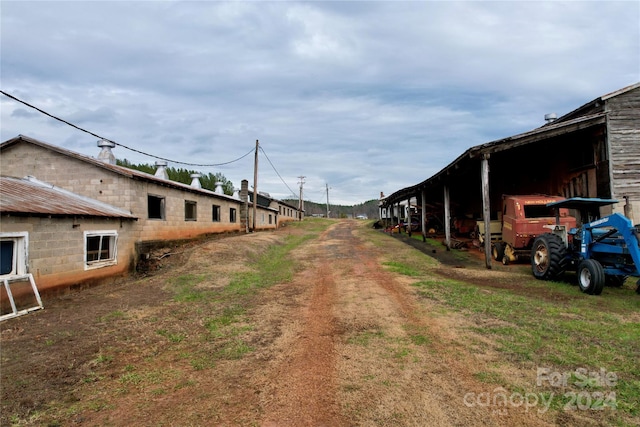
2;220;553;426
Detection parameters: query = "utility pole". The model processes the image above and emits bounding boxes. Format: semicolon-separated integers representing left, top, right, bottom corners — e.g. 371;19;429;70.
252;139;259;231
326;183;330;218
298;176;305;221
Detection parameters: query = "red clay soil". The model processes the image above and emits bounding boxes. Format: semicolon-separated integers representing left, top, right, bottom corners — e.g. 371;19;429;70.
2;221;564;426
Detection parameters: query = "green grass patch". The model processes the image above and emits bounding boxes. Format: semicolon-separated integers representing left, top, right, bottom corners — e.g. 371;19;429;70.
359;223;640;420
225;232;320;296
216;339;253;360
170;274;208;302
93;353;113;364
347;330;385;346
474;371;504;384
99;310;126;322
156;329;186;343
408;334;430;346
382;261;422;276
205;305;245;331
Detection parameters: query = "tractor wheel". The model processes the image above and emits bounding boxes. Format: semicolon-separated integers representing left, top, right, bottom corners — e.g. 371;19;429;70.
492;242;504;262
577;259;605;295
531;233;567;280
605;275;626;287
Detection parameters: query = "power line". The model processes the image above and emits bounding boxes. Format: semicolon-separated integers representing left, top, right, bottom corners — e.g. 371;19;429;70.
0;90;254;167
258;145;298;198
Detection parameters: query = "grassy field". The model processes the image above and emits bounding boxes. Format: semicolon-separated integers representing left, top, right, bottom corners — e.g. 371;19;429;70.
363;224;640;425
3;218;638;426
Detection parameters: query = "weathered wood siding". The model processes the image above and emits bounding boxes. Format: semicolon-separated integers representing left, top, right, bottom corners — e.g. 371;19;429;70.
606;86;640;220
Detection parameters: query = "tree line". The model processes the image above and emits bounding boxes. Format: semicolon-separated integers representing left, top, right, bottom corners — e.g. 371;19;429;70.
117;159;234;195
283;199;380;219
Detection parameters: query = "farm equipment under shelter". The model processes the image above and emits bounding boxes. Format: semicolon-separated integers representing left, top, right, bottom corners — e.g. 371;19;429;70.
489;195;577;265
531;197;640;295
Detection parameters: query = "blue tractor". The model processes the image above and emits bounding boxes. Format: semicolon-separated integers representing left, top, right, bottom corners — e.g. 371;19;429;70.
530;198;640;295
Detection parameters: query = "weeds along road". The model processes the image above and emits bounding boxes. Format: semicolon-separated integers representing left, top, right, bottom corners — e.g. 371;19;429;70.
2;219;635;426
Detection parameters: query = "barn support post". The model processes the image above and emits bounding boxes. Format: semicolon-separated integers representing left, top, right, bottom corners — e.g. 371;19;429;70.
386;206;391;229
443;185;451;251
385;206;389;228
396;202;401;230
624;196;635;224
406;197;412;236
481;154;492;269
421;188;427;242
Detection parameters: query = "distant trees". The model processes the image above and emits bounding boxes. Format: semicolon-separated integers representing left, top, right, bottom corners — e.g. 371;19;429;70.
282;199;379;218
116;159;234;195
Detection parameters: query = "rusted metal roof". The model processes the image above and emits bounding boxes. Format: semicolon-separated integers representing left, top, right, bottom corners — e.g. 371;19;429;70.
0;176;136;219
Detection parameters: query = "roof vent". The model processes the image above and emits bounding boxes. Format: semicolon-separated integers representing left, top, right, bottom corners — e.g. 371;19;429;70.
544;113;557;123
190;173;202;189
97;140;116;164
214;181;224;194
154;160;169;180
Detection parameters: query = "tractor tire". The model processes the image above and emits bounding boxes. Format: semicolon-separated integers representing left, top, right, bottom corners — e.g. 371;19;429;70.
577;259;605;295
492;242;504;262
531;233;567;280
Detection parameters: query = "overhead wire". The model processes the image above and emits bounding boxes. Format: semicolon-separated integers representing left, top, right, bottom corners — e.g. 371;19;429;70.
0;90;254;167
1;90;303;199
258;145;298;199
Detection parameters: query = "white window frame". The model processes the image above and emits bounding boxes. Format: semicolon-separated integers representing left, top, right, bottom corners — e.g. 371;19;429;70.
84;230;118;270
0;232;29;277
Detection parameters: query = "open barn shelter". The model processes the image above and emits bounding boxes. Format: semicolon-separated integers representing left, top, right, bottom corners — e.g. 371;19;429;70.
380;83;640;268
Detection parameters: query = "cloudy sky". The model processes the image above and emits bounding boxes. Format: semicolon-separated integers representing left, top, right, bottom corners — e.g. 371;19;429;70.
1;1;638;205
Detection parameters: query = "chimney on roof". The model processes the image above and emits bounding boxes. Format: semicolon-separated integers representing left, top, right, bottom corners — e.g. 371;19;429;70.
380;191;385;199
97;140;116;164
190;173;202;189
214;181;224;194
233;187;240;199
154;160;169;180
544;113;557;124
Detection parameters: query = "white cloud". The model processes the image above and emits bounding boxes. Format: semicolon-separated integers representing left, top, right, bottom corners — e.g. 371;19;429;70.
1;1;638;205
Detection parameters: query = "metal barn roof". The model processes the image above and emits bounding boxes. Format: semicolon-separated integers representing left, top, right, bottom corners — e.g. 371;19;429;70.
0;176;137;219
0;135;240;202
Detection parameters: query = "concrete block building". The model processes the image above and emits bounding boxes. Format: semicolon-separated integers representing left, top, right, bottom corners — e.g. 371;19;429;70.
1;135;300;295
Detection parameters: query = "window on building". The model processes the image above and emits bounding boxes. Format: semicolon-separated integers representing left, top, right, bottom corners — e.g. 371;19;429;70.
148;195;165;220
212;204;221;222
0;233;28;276
85;231;117;269
0;240;15;275
269;214;272;224
230;208;237;223
185;200;197;221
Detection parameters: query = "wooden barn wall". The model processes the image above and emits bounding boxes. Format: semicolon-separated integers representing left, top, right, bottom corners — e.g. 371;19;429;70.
606;87;640;219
